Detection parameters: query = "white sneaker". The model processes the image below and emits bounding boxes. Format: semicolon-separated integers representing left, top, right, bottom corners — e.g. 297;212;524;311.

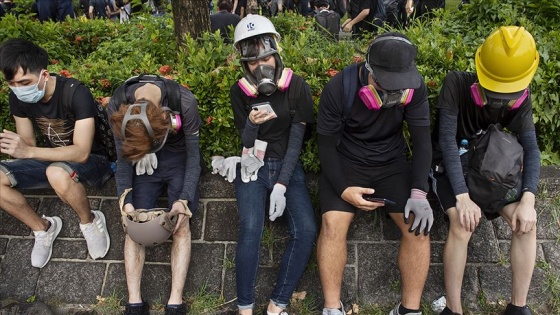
323;302;345;315
389;302;422;315
80;210;110;259
31;216;63;268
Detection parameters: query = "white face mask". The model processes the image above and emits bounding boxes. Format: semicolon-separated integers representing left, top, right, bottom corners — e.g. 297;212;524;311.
10;70;47;103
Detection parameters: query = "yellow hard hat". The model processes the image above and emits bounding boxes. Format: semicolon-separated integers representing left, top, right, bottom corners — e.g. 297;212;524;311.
475;26;539;93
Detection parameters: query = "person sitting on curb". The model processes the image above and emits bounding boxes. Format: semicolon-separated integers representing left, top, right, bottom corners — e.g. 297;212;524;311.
431;26;541;315
107;74;202;315
316;32;433;315
0;38;112;269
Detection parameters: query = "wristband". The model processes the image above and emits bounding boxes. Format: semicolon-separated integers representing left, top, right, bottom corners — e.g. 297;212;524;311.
410;188;427;199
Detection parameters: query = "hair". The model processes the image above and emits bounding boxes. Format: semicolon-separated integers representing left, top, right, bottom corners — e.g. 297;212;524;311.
0;38;49;81
218;0;233;12
314;0;329;8
110;99;171;161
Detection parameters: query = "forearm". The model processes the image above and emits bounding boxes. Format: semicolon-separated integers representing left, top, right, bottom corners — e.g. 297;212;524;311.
409;125;431;192
318;133;348;196
27;145;90;163
179;134;202;204
277;123;305;186
439;110;468;196
518;130;540;194
241;118;259;148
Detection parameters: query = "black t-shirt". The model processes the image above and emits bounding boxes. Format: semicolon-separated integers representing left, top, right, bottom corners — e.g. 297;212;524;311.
317;63;430;166
210;11;241;40
230;73;315;159
89;0;107;18
10;75;106;156
348;0;378;33
234;0;247;16
432;71;535;160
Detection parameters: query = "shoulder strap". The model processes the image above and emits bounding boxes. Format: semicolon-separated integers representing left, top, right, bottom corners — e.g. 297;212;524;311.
342;63;359;122
288;74;303;118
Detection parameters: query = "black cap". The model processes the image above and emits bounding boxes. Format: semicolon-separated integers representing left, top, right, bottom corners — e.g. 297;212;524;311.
366;32;422;90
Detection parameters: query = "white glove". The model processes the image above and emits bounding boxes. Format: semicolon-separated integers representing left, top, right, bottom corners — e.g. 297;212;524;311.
250;139;267;181
211;156;225;174
269;183;287;221
221;156;240;182
404;189;434;236
240;147;254;183
133;153;158;175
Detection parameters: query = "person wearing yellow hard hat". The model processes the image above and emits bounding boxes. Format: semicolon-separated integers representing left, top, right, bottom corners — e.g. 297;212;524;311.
430;26;540;315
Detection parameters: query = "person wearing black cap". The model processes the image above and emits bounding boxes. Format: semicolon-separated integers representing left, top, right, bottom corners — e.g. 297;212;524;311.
316;32;433;315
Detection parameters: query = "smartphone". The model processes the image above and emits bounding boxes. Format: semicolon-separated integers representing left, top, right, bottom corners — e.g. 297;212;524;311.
252;102;276;116
363;195;396;206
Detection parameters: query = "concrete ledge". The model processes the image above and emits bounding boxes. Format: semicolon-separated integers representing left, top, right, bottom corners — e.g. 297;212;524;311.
1;166;559;314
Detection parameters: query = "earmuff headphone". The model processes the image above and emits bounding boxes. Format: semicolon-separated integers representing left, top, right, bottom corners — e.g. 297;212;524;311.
470;83;528;110
358;64;414;110
238;68;293;98
121;102;182;153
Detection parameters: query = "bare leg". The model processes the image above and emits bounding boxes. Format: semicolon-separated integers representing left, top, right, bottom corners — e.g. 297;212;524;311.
318;211;354;309
46;165;92;224
389;213;430;309
168;217;192;305
499;203;537;306
0;172;48;231
442;208;472;314
124;234;146;303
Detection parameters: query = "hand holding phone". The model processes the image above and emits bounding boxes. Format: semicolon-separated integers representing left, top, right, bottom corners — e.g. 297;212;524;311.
251;102;277;124
363;195;396;206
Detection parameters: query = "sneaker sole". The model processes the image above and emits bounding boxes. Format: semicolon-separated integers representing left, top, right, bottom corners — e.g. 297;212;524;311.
91;210;110;259
32;216;63;268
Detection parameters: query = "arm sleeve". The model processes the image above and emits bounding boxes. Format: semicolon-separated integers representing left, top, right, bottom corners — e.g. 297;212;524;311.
518;130;540;194
241;118;259;148
318;133;348;196
409;124;431;193
179;133;202;206
277;123;305;186
439;109;468;196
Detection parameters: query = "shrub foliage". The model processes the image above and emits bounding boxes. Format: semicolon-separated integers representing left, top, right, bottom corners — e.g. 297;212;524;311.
0;0;558;169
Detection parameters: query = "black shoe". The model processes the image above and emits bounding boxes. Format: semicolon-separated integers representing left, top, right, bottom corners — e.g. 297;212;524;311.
503;304;533;315
440;307;461;315
165;303;187;315
124;301;150;315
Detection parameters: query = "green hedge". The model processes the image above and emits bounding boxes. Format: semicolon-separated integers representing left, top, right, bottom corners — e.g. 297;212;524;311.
0;0;558;170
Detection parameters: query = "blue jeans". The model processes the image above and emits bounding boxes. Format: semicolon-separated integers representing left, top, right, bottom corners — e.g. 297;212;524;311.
0;154;113;189
234;158;317;309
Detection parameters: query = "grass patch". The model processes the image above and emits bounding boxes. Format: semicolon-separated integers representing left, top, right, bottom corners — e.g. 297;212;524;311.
186;284;226;314
92;292;125;315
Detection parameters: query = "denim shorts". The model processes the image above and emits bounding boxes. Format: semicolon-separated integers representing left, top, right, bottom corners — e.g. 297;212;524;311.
0;154;113;189
319;155;412;214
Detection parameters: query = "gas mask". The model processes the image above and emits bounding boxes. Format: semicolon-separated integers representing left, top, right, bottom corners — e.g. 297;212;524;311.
358;65;414;110
252;64;277;96
470;83;528;110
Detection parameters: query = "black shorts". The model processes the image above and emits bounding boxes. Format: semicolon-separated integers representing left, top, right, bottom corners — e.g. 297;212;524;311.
319;155;412;214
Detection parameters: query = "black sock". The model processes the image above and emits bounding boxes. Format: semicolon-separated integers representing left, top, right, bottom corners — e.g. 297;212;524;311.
441;307;461;315
399;304;420;314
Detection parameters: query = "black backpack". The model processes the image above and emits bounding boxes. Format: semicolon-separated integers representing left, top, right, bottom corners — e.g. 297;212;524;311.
315;9;341;39
466;124;524;213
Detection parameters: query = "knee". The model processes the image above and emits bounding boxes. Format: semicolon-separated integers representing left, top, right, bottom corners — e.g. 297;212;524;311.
448;223;473;243
401;230;431;244
320;218;347;241
173;219;191;238
46;164;74;190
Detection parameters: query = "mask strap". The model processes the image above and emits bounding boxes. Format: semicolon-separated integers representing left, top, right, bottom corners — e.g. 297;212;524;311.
121;102;154;138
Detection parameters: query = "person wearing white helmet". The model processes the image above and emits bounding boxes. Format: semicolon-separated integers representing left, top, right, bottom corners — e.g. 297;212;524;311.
431;26;540;315
215;14;317;315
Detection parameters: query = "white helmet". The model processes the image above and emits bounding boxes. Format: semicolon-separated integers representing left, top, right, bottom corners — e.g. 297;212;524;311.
233;14;281;53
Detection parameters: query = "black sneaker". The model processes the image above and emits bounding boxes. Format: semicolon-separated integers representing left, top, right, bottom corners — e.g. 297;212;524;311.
503;304;533;315
440;307;461;315
165;303;187;315
124;301;149;315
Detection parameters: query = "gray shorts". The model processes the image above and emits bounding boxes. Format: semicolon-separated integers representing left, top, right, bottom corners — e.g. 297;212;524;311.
0;154;113;189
